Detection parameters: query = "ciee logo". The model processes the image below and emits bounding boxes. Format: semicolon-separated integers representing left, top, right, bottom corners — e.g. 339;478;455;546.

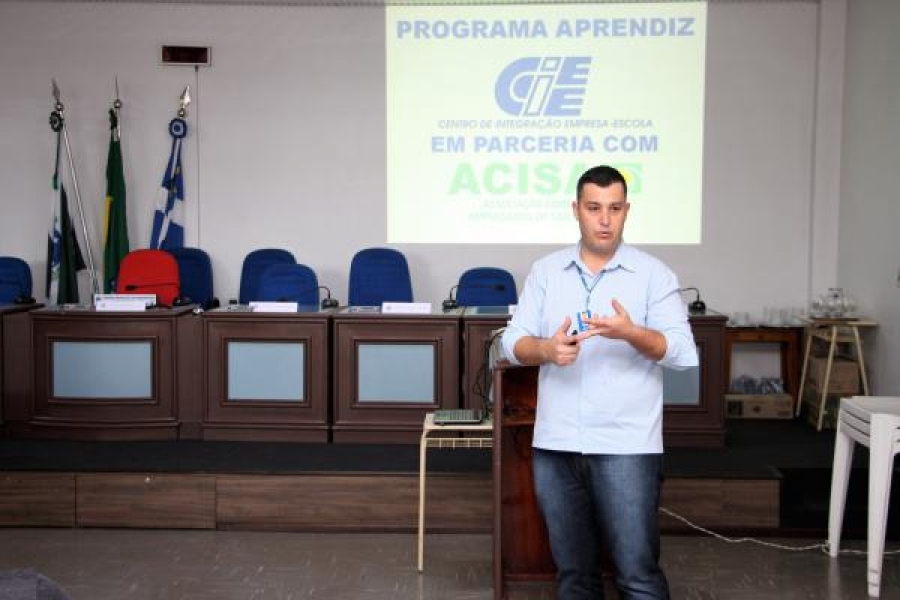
495;56;591;117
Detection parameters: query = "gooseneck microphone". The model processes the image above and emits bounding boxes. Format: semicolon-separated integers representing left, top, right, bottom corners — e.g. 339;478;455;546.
679;287;706;314
319;285;340;309
442;285;461;311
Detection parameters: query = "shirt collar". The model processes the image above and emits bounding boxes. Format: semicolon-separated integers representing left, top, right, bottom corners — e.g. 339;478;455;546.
564;242;637;276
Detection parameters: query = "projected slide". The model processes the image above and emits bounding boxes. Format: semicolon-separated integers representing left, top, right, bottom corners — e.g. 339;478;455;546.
386;2;707;244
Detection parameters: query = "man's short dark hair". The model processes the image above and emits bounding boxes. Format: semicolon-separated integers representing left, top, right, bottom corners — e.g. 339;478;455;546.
576;165;627;201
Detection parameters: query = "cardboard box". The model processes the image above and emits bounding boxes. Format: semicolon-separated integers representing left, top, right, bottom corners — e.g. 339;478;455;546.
725;393;794;419
807;357;860;394
801;388;841;429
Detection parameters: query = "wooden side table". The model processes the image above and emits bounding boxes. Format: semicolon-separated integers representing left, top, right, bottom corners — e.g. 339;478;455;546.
417;413;492;572
797;318;877;431
724;326;804;412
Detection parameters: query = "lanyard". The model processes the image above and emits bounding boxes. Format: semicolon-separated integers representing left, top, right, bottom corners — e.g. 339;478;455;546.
574;264;601;312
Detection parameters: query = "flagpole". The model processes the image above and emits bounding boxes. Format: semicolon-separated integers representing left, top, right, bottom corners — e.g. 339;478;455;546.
52;80;100;296
113;76;122;141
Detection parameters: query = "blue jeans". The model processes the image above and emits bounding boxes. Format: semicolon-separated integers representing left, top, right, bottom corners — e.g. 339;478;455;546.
532;449;669;600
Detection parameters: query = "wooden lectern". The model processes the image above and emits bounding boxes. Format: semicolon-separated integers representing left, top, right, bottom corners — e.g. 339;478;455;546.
492;362;555;599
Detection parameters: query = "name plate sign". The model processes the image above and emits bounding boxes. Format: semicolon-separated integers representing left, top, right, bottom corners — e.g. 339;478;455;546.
93;293;156;312
381;302;432;315
249;301;298;313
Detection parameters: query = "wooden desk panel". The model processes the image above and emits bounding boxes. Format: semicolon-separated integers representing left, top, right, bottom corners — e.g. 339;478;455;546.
202;309;330;442
332;312;460;443
1;304;39;429
7;306;200;440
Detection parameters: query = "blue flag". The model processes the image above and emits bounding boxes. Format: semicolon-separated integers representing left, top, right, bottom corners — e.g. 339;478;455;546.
149;118;186;250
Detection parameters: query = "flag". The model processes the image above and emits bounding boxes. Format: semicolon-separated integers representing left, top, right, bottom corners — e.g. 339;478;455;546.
102;109;129;293
46;131;86;304
149;118;186;250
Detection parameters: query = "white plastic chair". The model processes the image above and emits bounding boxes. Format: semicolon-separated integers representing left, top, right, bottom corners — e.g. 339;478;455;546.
828;396;900;598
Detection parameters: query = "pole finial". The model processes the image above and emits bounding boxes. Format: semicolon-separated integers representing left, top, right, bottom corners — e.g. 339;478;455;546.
113;76;122;110
177;85;191;118
51;78;63;112
49;79;64;132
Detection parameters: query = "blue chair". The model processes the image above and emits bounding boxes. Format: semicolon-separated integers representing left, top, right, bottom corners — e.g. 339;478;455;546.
348;247;413;306
238;248;295;304
456;267;518;307
257;263;320;306
168;247;218;310
0;256;34;305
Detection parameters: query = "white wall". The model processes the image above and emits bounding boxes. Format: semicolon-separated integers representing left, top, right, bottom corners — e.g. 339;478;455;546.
2;0;876;384
838;0;900;395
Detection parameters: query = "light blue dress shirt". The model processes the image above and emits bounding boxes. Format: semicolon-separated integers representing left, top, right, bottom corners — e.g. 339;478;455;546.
501;243;698;454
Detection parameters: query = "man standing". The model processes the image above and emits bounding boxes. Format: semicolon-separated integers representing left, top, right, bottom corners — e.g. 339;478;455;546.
501;165;698;599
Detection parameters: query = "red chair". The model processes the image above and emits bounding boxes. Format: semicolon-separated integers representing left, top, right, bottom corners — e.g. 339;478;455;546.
115;249;181;307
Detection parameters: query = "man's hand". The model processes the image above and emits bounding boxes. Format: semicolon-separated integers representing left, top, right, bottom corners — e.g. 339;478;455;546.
513;316;583;367
582;299;667;361
582;299;635;340
542;316;581;366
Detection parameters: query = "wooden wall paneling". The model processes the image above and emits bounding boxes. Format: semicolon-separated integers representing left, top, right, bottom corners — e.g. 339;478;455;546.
659;477;780;530
660;479;725;527
0;472;75;527
77;473;215;529
0;470;778;533
721;479;780;529
216;473;492;532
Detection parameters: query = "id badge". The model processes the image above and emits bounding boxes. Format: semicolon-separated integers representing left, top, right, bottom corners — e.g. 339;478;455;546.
576;309;592;332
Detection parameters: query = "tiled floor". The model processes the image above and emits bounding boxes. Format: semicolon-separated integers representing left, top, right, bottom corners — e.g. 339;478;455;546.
0;529;897;599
